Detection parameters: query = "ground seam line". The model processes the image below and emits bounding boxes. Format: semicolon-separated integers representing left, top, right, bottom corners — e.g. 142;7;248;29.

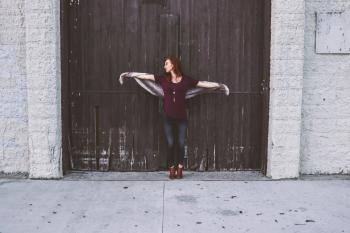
162;181;165;233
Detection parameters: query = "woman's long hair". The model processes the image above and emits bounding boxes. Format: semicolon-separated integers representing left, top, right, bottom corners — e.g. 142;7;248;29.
164;55;183;82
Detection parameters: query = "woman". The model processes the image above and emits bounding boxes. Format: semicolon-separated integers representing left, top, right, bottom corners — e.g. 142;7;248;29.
119;56;229;179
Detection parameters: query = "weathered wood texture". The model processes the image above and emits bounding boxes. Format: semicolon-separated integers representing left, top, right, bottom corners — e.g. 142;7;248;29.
63;0;270;171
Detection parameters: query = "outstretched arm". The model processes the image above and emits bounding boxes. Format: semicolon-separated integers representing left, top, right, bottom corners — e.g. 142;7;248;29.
119;72;155;81
196;81;220;88
118;72;164;97
194;80;230;96
134;73;155;81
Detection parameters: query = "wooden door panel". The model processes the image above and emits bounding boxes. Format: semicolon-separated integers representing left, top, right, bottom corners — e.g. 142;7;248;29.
65;0;269;171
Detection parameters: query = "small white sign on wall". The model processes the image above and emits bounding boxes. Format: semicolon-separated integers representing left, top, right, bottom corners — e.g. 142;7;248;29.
316;11;350;54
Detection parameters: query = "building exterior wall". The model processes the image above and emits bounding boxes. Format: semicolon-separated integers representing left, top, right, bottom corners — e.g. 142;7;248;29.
0;0;62;178
300;0;350;174
0;0;349;179
266;0;305;179
0;0;29;174
24;0;62;178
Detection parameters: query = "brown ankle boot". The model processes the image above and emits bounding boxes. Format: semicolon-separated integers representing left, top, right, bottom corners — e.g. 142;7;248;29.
176;166;183;179
169;166;176;179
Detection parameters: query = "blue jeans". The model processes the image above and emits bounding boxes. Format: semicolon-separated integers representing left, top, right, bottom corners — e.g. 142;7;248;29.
163;115;187;167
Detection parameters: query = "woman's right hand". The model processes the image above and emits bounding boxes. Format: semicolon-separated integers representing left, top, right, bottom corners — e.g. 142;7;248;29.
119;72;131;84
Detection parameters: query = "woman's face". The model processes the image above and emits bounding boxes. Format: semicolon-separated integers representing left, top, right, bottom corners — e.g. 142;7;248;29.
164;59;174;73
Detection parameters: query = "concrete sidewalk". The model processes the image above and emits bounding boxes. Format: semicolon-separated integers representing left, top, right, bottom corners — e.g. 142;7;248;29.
0;172;349;233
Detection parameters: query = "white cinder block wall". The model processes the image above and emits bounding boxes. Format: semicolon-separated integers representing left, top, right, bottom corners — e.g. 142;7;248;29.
300;0;350;174
0;0;29;174
25;0;62;178
266;0;305;179
0;0;62;178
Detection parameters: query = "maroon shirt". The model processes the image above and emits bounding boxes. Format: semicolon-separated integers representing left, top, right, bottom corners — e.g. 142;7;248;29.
154;74;199;120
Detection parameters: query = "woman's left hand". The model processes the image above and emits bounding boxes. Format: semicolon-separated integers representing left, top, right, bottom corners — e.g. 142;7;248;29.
219;83;230;96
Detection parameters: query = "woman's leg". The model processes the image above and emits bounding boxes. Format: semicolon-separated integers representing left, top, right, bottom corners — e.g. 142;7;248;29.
163;115;175;168
177;119;188;167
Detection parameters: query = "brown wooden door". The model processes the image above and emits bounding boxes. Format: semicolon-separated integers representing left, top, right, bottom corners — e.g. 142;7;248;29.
63;0;270;172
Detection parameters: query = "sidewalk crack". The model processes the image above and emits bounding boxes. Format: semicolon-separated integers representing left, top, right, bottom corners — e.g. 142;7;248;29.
162;181;165;233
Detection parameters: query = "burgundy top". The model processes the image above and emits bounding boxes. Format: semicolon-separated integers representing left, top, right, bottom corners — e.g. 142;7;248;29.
154;74;199;120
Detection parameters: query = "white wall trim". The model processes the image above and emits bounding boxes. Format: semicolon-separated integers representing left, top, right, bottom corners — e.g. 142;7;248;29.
266;0;306;179
25;0;62;179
